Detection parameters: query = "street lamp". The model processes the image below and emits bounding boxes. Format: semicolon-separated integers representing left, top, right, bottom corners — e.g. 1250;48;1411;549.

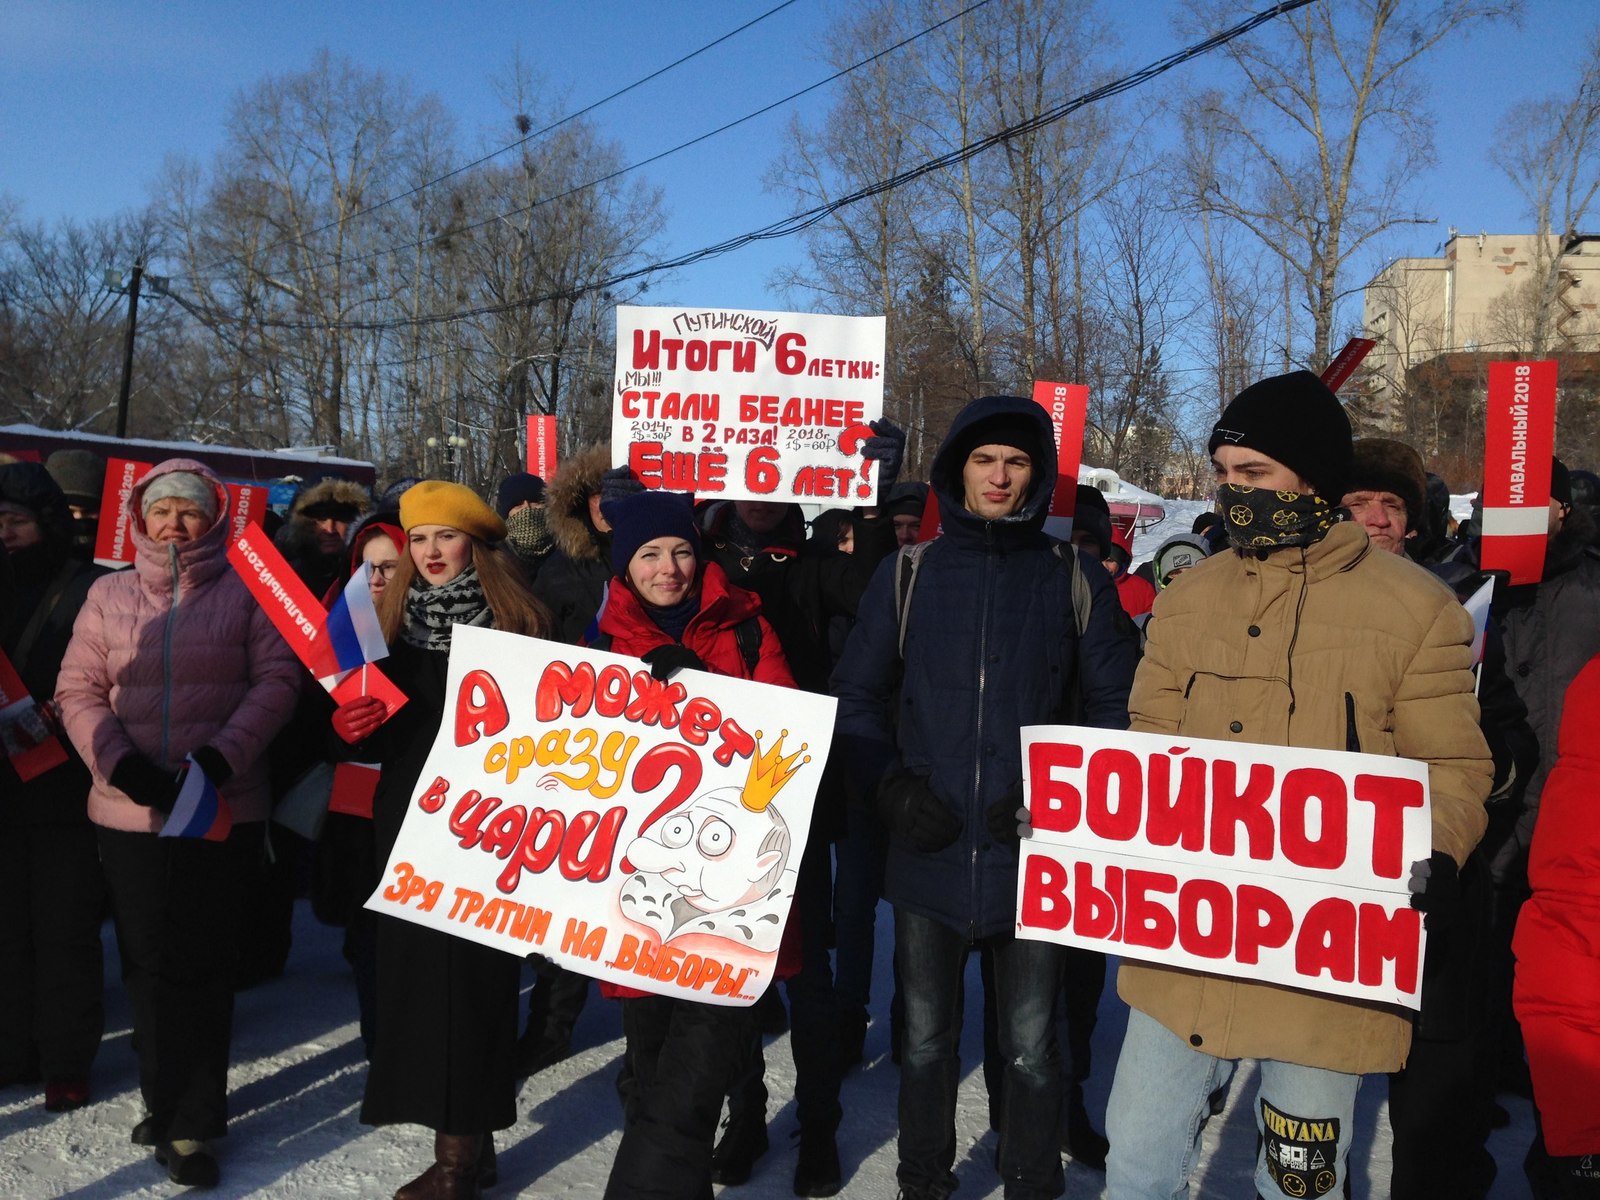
426;433;470;480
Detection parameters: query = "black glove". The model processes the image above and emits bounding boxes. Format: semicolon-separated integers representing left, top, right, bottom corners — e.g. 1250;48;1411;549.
109;753;187;814
861;418;906;499
985;787;1027;848
875;768;962;853
190;745;234;787
1408;851;1461;930
599;465;645;506
641;644;705;681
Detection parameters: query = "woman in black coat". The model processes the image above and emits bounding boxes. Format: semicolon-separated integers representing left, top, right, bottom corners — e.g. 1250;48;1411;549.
332;481;551;1200
0;464;107;1112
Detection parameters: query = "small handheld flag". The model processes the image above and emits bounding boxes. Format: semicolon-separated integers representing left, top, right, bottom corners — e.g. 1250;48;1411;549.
325;562;390;678
160;755;233;841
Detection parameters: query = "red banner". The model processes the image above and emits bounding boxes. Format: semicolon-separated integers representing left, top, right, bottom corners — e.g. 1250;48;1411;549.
527;414;558;479
227;524;339;678
1319;337;1377;392
329;761;381;819
1034;380;1088;520
1480;361;1557;585
224;482;268;542
93;456;146;568
0;648;68;782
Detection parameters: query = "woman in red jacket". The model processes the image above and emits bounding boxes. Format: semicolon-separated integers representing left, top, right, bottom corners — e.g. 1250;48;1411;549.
1514;651;1600;1197
591;489;797;1200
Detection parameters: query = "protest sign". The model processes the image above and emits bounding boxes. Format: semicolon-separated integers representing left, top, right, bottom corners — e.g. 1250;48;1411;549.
0;647;68;782
367;625;837;1006
527;414;558;480
612;305;885;503
1016;726;1432;1008
1319;337;1377;392
1479;360;1557;585
1034;381;1088;520
227;525;406;717
93;457;144;567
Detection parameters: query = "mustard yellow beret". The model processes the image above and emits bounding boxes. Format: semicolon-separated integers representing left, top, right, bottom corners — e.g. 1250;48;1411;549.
399;480;506;542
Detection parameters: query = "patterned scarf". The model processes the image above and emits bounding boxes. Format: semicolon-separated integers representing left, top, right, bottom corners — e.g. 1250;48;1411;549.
1218;484;1338;551
505;505;553;568
402;565;492;650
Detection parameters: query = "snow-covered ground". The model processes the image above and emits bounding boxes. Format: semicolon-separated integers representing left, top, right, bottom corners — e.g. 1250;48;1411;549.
0;897;1537;1198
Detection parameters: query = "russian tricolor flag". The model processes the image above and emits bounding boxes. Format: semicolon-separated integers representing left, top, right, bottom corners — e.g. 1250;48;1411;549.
325;562;389;679
160;755;233;841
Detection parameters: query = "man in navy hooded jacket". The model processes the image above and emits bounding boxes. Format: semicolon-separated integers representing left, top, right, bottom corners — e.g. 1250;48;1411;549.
832;396;1138;1200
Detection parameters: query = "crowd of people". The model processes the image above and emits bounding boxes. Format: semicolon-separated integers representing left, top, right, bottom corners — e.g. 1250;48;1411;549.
0;370;1596;1200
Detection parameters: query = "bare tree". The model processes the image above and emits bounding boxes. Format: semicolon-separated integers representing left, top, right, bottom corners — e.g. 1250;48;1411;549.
1489;28;1600;355
1177;0;1516;368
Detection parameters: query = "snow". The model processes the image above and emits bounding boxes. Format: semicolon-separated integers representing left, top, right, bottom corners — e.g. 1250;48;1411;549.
0;900;1538;1198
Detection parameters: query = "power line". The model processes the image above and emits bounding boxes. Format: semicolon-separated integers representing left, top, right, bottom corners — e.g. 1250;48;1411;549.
202;0;995;288
215;0;1315;335
184;1;804;284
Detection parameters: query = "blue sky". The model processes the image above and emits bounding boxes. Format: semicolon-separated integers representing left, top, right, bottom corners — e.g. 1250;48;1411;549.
0;0;1591;316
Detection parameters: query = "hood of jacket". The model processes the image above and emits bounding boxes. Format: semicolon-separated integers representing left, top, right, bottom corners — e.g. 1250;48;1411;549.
287;476;372;526
928;395;1057;548
547;444;612;562
128;458;234;595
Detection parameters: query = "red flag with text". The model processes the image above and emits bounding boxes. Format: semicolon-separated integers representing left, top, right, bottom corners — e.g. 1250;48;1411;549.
1479;361;1557;585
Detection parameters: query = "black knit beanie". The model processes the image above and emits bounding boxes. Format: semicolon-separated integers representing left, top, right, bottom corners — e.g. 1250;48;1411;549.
1208;370;1352;499
948;413;1046;476
602;489;701;577
494;472;546;517
1550;457;1572;506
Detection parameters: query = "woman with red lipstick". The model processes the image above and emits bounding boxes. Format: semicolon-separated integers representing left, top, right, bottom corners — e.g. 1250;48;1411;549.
331;480;550;1200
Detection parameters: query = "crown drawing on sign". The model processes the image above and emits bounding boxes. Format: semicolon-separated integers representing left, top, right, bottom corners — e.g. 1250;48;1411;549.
741;728;810;812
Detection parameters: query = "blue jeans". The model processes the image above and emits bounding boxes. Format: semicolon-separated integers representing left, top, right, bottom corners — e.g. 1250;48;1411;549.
1106;1007;1360;1199
894;908;1065;1200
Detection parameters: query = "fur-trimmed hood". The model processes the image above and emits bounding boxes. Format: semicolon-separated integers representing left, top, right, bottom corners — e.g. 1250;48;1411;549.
288;477;372;526
546;444;612;563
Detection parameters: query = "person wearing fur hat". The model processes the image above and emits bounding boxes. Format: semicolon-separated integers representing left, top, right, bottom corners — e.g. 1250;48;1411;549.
328;479;550;1200
55;460;302;1188
275;475;373;599
0;464;109;1115
1340;437;1427;557
1103;371;1493;1200
587;488;797;1200
534;445;643;645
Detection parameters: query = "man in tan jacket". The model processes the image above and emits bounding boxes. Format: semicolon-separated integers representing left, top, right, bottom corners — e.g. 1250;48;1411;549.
1104;371;1493;1200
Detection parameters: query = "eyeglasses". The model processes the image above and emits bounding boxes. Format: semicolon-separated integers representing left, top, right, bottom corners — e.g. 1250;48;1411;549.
368;562;399;579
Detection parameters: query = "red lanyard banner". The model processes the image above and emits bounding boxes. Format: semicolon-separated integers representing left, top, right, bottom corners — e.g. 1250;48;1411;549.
0;648;68;782
1480;361;1557;585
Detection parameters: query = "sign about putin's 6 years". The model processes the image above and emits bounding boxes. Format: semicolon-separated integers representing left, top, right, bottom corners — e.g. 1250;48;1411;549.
611;305;885;504
368;625;837;1006
1015;726;1433;1008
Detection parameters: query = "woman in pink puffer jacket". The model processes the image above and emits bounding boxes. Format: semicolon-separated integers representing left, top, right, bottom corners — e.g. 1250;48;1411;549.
56;458;300;1190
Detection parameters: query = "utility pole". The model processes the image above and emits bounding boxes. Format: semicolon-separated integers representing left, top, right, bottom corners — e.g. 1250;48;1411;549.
105;264;168;438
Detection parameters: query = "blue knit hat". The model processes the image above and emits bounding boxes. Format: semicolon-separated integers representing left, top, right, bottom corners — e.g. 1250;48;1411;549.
601;489;701;577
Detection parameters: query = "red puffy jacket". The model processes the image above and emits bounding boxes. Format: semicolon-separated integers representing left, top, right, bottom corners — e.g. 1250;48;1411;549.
591;559;800;998
1513;652;1600;1155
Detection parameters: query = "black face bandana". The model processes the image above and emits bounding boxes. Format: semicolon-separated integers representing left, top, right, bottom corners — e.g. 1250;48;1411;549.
1217;484;1337;550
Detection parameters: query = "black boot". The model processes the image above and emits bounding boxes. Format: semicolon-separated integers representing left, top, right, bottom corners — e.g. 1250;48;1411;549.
394;1133;483;1200
794;1129;842;1197
1061;1087;1108;1171
710;1109;769;1186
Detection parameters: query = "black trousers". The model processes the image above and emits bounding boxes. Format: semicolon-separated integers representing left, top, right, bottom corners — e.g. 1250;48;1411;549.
98;823;254;1141
1389;1032;1496;1200
0;818;105;1083
605;995;759;1200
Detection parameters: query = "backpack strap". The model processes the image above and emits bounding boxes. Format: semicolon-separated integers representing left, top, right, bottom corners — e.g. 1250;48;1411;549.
893;541;932;659
1052;541;1094;639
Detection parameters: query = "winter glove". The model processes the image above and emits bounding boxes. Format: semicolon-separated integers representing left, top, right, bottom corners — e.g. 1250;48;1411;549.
861;418;906;500
109;753;186;813
640;644;705;681
1408;851;1461;931
875;768;962;853
599;465;645;506
332;696;387;745
985;786;1028;847
190;745;234;787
